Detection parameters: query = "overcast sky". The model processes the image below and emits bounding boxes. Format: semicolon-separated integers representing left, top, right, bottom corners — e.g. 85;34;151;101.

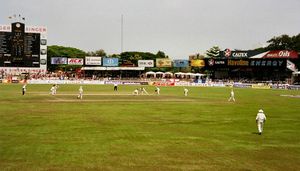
1;0;300;59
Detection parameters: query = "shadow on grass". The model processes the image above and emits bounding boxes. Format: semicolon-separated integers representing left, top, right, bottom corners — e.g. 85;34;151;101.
251;132;261;135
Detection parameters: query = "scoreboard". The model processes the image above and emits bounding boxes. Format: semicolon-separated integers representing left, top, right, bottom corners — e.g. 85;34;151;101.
0;22;47;73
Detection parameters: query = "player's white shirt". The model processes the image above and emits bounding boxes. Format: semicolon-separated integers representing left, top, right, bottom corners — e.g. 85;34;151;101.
230;90;234;97
184;88;188;94
256;113;266;122
79;87;83;93
156;87;160;94
22;85;27;91
133;89;139;95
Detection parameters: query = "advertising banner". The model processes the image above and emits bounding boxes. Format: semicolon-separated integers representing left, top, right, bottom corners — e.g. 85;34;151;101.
190;59;205;67
249;60;285;67
206;59;227;67
221;49;260;58
138;60;154;67
156;58;172;67
51;57;68;64
103;58;119;67
251;50;298;59
85;57;101;66
263;50;298;59
68;58;84;65
173;60;189;67
227;60;249;66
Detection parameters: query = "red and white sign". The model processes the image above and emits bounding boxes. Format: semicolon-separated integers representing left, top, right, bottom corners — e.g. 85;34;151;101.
264;50;298;59
25;26;47;33
0;25;11;32
138;60;154;67
251;50;298;59
224;48;232;57
0;24;47;33
68;58;83;65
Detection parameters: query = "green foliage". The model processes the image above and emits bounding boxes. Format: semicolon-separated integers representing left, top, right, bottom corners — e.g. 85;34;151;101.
206;46;221;58
86;49;107;57
264;33;300;51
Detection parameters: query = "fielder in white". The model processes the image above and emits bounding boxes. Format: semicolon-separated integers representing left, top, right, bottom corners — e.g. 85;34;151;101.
133;88;139;95
184;87;189;96
50;85;56;95
256;109;266;135
155;86;160;95
228;89;235;102
78;86;83;99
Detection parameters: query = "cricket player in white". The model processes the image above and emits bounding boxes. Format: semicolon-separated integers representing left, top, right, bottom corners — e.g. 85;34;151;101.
22;84;27;95
228;89;235;102
50;85;56;95
184;87;188;96
256;109;266;135
78;86;83;99
133;88;139;95
155;86;160;95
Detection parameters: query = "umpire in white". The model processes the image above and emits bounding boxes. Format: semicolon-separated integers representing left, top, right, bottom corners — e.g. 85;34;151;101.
256;109;267;135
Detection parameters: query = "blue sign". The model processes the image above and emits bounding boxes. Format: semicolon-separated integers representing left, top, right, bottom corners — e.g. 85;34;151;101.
173;60;189;67
103;58;119;67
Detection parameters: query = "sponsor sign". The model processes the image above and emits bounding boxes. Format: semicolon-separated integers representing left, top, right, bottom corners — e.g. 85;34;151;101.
227;60;249;66
221;49;260;58
207;59;226;66
249;60;285;67
138;60;154;67
252;84;271;89
0;25;11;32
190;59;205;67
51;57;68;64
68;58;83;65
85;56;101;65
103;58;119;67
264;50;298;59
173;60;189;67
156;58;172;67
0;24;47;33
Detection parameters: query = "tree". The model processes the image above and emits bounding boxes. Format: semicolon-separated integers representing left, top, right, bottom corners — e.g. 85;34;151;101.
266;34;293;50
156;51;166;58
86;49;106;57
206;46;221;58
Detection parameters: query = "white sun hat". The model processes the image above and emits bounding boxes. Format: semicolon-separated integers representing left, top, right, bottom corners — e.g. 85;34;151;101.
259;109;264;113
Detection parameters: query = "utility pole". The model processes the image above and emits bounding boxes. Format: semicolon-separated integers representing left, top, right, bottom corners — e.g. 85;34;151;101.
121;14;123;53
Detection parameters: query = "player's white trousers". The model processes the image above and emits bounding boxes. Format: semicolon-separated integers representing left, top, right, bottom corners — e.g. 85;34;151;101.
257;122;264;133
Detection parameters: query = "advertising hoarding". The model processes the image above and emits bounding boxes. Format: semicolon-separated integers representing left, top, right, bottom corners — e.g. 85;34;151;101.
156;58;172;67
68;58;83;65
85;56;101;65
138;60;154;67
190;59;205;67
51;57;68;64
173;60;189;67
103;58;119;67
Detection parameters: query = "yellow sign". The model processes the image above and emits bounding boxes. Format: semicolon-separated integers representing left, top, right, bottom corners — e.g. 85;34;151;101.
156;58;172;67
191;59;205;67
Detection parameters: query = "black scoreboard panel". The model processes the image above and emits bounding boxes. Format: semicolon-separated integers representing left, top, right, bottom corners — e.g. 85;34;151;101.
0;22;40;67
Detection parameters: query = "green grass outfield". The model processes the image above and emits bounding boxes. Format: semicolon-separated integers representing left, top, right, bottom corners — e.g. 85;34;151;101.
0;84;299;170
